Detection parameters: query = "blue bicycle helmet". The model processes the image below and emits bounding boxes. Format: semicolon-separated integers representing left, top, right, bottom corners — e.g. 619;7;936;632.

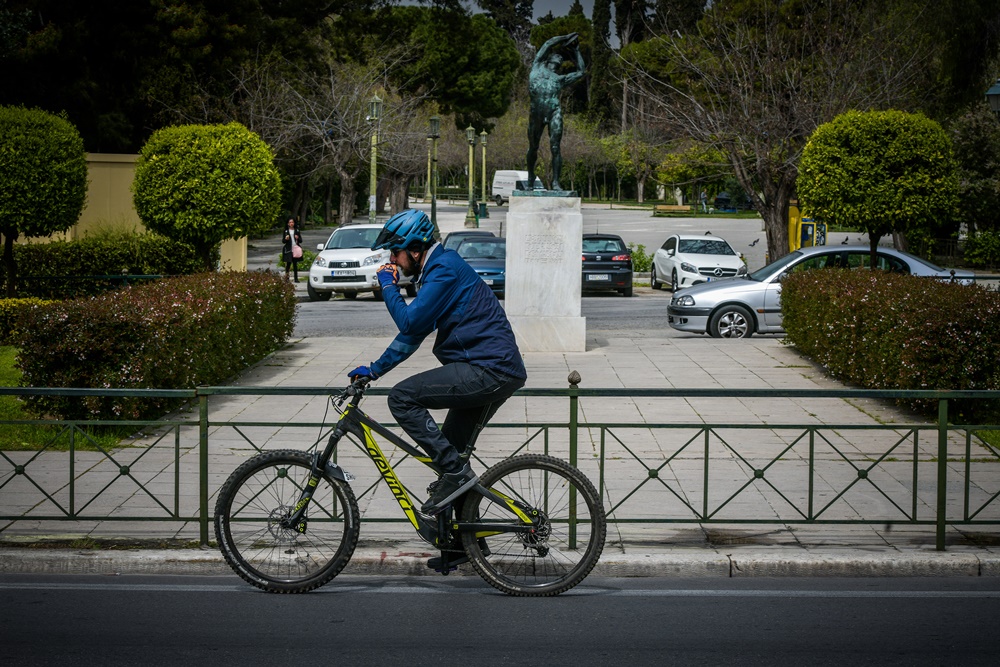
371;209;437;251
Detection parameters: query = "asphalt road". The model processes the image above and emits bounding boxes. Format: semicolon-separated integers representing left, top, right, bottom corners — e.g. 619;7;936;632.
2;574;998;665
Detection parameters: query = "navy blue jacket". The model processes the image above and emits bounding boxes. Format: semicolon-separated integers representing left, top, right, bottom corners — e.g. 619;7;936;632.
370;244;526;380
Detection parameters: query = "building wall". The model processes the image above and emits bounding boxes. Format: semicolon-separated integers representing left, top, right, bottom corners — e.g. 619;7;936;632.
48;153;248;270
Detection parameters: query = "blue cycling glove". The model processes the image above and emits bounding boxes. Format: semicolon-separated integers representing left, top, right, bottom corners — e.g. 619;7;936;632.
348;365;377;381
377;263;399;288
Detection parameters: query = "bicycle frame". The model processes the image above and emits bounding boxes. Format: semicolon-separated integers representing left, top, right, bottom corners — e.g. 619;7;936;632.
280;384;539;549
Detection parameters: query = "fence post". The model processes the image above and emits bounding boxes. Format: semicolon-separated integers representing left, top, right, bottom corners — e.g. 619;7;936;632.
199;390;210;547
936;398;949;551
568;371;581;550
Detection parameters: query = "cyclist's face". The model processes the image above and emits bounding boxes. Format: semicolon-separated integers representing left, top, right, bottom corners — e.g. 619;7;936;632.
390;248;422;277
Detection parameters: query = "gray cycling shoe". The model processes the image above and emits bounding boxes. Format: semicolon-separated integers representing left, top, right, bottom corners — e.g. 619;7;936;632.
422;463;478;514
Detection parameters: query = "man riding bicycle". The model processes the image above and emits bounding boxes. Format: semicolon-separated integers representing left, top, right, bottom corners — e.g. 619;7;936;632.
348;209;527;525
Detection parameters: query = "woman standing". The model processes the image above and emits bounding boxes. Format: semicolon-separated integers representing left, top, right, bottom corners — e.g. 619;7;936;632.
282;218;303;282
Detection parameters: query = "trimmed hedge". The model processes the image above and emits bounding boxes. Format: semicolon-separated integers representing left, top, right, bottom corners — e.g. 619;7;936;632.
781;270;1000;420
16;271;296;420
0;298;52;345
8;230;210;299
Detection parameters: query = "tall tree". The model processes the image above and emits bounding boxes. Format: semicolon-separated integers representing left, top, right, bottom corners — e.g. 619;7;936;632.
624;0;934;260
653;0;704;34
588;0;617;129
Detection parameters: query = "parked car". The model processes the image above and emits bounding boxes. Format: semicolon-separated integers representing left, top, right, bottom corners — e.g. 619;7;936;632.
667;245;976;339
443;230;495;251
713;191;753;212
652;234;747;292
307;223;417;302
456;236;507;297
582;234;633;297
491;170;543;206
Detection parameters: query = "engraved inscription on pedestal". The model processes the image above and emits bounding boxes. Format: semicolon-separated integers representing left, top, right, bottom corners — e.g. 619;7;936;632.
524;235;564;262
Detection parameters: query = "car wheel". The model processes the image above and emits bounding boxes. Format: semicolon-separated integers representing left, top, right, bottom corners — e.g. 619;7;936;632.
651;265;662;290
709;305;754;339
307;283;331;302
495;195;504;206
405;282;418;298
344;291;358;300
372;288;384;302
671;270;679;292
619;284;633;297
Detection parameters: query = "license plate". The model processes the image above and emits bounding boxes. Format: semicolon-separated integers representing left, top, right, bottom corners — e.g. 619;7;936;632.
587;274;609;281
482;278;494;285
333;270;355;277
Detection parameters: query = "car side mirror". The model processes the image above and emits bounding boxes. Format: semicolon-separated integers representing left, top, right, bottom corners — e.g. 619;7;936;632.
317;243;324;251
667;249;675;257
776;272;789;283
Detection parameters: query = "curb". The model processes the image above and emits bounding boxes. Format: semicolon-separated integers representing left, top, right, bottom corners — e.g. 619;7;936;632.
3;548;998;579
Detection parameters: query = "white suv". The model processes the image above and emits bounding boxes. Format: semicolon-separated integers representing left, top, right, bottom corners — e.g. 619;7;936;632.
307;224;417;301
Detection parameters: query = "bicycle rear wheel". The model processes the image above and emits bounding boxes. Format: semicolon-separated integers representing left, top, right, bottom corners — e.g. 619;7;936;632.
460;454;606;597
214;450;360;593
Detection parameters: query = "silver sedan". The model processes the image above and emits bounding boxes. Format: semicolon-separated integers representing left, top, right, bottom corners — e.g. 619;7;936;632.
667;245;975;338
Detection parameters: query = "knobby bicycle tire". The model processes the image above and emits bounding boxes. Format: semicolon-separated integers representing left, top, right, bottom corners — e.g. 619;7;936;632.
214;450;360;593
460;454;607;597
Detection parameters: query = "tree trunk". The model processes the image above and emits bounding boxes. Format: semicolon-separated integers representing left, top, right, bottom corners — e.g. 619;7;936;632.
324;179;335;225
338;167;357;224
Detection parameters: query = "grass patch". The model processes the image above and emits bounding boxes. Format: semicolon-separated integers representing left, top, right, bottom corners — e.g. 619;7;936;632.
0;345;124;451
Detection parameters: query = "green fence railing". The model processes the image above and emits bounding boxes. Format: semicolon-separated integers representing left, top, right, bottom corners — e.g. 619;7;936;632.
1;386;998;551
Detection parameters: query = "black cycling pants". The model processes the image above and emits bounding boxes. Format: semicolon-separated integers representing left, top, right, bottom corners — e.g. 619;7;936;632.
387;362;525;473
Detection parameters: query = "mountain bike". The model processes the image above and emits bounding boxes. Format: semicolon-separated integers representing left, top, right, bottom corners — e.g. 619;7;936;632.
214;378;607;597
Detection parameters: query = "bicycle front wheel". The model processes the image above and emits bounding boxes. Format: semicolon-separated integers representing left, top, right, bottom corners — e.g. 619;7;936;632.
214;450;360;593
461;454;606;597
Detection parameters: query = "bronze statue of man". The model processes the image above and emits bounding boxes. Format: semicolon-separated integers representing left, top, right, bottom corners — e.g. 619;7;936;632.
526;33;585;192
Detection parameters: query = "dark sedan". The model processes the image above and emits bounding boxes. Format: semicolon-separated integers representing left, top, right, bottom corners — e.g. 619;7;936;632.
456;236;506;297
582;234;633;296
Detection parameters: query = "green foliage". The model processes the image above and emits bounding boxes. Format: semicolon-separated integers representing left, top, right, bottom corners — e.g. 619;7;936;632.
0;298;51;345
963;231;1000;268
949;104;1000;233
781;269;1000;421
133;122;282;271
627;242;652;273
656;144;731;202
378;8;522;130
8;229;210;299
16;271;296;420
0;105;90;295
798;110;959;249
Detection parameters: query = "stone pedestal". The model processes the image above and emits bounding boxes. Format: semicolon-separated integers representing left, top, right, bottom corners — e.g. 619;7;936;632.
505;195;585;352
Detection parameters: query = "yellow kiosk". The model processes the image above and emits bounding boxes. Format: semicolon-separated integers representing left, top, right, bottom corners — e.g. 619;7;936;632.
788;200;826;251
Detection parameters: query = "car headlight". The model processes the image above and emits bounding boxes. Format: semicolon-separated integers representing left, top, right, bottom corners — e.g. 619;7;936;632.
737;265;748;276
673;295;695;306
314;256;328;268
680;262;697;274
362;253;385;266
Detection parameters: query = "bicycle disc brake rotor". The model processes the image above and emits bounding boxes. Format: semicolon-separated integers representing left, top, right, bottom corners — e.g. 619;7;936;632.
268;505;304;545
520;510;551;556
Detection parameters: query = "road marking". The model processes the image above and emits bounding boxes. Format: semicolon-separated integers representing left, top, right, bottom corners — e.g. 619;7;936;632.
2;582;999;598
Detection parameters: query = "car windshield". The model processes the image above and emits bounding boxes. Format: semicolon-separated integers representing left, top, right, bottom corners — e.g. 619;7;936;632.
747;250;804;281
457;239;506;260
326;227;381;250
582;238;625;253
678;239;736;256
444;232;493;250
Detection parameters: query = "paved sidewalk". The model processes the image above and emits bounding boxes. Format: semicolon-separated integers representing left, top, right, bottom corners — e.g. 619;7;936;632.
2;204;999;578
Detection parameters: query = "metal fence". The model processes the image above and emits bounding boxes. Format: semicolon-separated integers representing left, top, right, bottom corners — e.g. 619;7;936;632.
1;386;998;551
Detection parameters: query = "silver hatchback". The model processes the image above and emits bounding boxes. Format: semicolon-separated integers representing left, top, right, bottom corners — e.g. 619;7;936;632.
668;245;975;338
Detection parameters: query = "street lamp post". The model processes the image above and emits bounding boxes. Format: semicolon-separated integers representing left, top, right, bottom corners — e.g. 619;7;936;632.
429;115;440;231
425;137;432;201
480;130;489;218
368;95;382;225
464;125;478;228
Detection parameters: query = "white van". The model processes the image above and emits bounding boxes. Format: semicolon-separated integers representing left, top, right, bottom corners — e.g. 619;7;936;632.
491;170;543;206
